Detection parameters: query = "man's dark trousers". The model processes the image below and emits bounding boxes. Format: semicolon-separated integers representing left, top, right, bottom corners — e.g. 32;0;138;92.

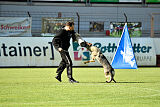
56;50;73;79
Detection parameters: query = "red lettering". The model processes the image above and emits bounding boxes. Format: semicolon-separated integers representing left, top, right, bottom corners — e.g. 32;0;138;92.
1;25;4;30
0;24;30;30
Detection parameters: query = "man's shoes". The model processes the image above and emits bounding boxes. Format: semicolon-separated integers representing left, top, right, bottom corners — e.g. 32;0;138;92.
69;79;79;83
55;75;61;82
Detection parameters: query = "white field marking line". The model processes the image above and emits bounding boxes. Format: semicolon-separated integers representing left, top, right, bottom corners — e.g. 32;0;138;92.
3;86;160;105
2;92;160;105
1;84;160;105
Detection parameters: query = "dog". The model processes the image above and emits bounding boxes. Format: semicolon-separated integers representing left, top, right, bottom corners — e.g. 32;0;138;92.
84;45;116;83
74;33;116;83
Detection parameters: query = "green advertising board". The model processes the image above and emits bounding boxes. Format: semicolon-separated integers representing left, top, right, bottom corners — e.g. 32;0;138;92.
109;22;142;37
73;0;119;2
73;0;141;2
90;0;119;2
146;0;160;3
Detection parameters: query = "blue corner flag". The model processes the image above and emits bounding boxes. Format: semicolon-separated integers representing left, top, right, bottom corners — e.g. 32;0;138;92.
111;23;137;69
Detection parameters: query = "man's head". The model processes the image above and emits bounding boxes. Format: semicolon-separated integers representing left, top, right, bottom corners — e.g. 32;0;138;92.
65;21;74;31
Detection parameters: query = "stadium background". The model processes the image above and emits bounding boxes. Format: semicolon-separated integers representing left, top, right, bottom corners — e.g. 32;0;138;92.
0;0;160;67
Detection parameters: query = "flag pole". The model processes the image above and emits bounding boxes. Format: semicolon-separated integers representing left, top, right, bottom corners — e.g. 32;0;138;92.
124;13;127;23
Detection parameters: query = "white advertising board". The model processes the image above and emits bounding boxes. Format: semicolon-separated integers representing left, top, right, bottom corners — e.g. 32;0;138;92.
119;0;142;2
0;37;156;67
0;17;32;37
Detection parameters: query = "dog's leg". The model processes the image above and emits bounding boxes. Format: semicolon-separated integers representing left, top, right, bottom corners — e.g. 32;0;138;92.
84;60;95;64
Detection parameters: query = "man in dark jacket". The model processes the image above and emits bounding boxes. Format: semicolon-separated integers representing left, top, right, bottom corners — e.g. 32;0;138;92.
52;21;79;83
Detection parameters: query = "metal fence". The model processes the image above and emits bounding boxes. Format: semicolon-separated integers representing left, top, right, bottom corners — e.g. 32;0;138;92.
0;11;159;37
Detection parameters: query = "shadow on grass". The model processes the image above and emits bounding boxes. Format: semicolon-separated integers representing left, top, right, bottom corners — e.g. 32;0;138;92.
115;81;146;83
79;81;147;84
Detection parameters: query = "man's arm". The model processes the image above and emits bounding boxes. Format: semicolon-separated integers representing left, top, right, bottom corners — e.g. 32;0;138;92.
73;32;92;47
53;38;63;51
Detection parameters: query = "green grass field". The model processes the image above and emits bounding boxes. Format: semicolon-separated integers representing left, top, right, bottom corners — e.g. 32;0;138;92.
0;67;160;107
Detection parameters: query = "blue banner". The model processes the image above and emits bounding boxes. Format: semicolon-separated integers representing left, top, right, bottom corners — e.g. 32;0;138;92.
111;23;137;69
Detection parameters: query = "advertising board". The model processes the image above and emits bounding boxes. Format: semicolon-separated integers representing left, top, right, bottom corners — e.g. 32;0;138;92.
0;37;156;67
0;17;32;37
